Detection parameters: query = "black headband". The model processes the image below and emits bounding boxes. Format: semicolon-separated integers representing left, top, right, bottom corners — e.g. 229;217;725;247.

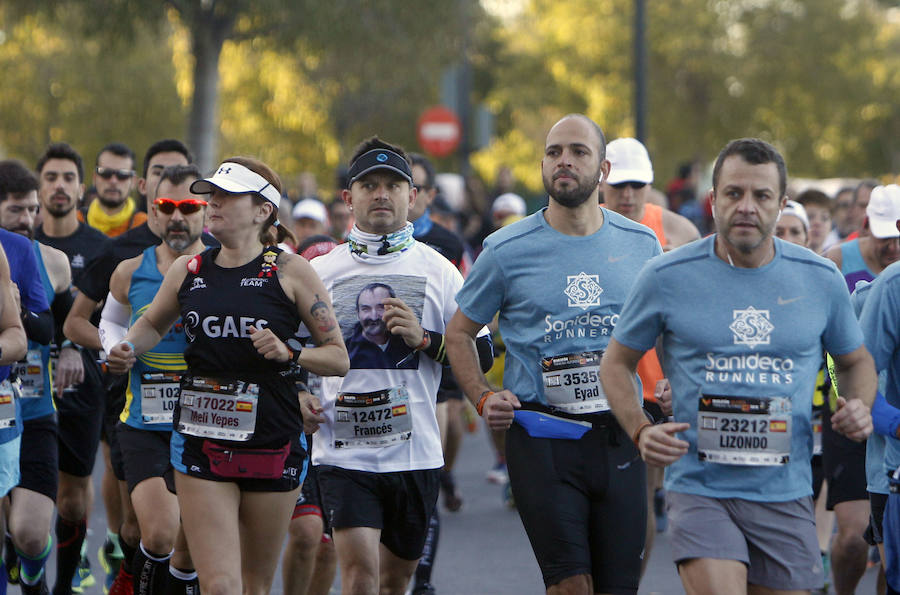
347;149;413;188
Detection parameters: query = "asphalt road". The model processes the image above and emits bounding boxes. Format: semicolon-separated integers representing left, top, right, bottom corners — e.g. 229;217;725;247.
21;420;882;594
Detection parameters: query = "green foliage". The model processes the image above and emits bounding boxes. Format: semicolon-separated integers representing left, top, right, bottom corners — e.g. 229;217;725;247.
2;0;898;199
0;5;184;172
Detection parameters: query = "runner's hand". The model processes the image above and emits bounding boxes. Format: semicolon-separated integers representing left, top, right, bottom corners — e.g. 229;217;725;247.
299;391;326;434
107;341;136;375
249;326;291;362
382;297;426;348
638;422;690;467
831;396;873;442
54;346;84;394
483;389;520;431
654;379;673;417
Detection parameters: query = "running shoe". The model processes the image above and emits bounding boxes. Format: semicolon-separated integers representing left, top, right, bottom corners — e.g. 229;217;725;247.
485;462;508;485
4;533;19;585
71;554;96;593
440;470;463;512
819;551;831;594
107;565;134;595
502;482;515;509
99;539;124;593
19;574;49;595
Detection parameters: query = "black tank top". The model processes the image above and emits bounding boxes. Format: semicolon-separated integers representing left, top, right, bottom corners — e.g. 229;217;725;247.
177;246;301;446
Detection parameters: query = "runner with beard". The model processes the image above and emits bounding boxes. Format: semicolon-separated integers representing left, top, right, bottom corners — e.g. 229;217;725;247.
100;165;206;595
82;143;146;237
33;143;110;595
0;160;60;595
447;114;661;594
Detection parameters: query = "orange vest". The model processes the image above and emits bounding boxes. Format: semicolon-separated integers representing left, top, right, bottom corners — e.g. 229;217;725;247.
636;203;666;401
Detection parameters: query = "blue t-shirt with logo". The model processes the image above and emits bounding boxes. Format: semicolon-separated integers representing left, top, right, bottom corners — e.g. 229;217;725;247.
613;236;862;501
455;207;661;406
858;260;900;481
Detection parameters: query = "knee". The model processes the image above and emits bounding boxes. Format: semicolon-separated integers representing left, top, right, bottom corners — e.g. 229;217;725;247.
287;516;323;552
140;526;176;557
56;496;86;522
120;517;141;548
56;485;87;521
199;575;240;595
547;573;592;595
11;527;48;558
343;564;379;595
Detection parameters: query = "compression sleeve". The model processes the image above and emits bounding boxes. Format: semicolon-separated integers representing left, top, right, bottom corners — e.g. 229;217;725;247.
22;308;53;345
99;292;130;353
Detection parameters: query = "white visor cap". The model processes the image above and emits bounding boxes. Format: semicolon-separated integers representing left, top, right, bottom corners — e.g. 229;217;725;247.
191;162;282;208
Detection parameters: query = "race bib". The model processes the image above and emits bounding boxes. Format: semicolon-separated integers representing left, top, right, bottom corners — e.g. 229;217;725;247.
333;387;412;449
0;379;18;429
177;377;259;442
140;371;182;424
697;395;791;466
12;350;44;399
541;351;608;414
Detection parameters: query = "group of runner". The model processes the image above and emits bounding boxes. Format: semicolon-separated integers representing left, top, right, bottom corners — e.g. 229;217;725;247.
0;112;893;595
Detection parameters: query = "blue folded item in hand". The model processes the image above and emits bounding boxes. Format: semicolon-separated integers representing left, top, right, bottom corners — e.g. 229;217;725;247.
513;409;592;440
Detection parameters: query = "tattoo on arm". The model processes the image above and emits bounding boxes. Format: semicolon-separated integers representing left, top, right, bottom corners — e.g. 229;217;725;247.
311;294;337;333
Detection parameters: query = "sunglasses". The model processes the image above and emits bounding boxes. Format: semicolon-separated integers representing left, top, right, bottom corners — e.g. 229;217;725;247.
95;167;134;181
610;181;647;190
154;197;207;215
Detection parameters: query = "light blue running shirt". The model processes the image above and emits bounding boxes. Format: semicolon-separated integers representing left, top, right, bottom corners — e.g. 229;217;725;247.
849;280;889;495
456;207;661;409
858;261;900;482
122;246;188;431
613;236;862;501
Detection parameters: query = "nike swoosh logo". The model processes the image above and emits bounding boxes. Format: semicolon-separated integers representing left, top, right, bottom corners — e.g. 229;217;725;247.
608;255;626;263
777;296;803;305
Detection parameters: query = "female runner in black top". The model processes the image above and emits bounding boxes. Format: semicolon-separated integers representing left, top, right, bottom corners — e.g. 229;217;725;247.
108;156;348;595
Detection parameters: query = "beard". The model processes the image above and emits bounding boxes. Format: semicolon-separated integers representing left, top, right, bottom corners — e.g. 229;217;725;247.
98;192;125;209
163;223;197;252
542;166;601;208
721;220;770;255
44;193;75;218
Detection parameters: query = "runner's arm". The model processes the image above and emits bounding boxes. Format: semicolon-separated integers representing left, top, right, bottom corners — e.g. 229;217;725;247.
276;253;349;377
601;338;651;439
602;338;689;466
63;293;102;351
446;309;519;431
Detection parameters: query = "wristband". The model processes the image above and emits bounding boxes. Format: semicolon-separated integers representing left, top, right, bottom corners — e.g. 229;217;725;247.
415;331;431;352
632;421;652;447
120;340;135;352
288;346;302;364
60;339;76;350
476;390;494;417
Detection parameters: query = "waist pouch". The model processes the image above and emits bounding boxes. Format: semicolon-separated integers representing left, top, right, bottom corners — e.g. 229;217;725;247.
201;439;290;479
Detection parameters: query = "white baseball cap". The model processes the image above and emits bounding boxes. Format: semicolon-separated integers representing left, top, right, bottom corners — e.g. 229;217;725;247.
291;198;328;223
778;200;809;232
492;193;526;216
866;184;900;239
606;138;653;185
191;161;282;208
